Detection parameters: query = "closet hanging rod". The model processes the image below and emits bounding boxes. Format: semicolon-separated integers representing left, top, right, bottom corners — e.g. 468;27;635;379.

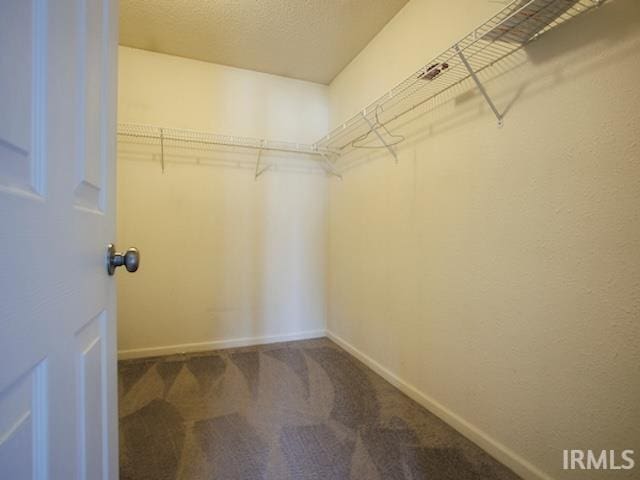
117;123;335;158
315;0;602;153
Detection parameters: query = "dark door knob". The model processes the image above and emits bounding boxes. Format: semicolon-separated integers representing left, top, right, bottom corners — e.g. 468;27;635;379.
107;244;140;275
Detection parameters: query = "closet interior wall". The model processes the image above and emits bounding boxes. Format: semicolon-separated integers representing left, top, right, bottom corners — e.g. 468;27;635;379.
116;1;640;479
326;1;640;480
117;46;329;358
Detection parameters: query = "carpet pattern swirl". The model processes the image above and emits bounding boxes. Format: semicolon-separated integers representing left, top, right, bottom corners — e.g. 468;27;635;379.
119;338;520;479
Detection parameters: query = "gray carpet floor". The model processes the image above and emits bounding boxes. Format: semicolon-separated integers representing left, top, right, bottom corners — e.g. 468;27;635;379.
119;337;520;479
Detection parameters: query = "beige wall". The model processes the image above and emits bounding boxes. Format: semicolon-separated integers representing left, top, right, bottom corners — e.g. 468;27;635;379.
117;47;329;357
326;1;640;480
117;3;640;477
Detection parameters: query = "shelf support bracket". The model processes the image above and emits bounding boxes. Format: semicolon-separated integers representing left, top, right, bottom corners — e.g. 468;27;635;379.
362;112;398;163
320;153;342;180
455;44;504;128
254;141;270;180
159;127;166;173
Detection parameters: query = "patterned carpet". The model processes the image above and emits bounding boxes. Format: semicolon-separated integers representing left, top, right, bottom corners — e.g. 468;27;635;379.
119;337;520;479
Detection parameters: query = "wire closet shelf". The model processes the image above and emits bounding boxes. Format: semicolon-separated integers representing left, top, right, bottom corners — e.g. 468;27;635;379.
117;0;602;173
314;0;601;155
117;123;334;157
117;123;342;178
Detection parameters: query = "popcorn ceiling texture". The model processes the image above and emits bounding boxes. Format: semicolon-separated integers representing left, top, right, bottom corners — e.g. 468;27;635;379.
119;0;408;84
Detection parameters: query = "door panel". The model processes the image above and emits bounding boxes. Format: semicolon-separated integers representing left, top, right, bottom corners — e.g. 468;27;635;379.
0;360;47;480
0;0;118;479
0;0;46;196
75;311;107;480
75;0;107;212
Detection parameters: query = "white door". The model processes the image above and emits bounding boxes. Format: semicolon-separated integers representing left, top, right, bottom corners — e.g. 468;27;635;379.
0;1;119;479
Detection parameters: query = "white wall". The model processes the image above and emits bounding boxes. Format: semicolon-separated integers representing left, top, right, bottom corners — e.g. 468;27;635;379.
117;47;329;357
326;1;640;480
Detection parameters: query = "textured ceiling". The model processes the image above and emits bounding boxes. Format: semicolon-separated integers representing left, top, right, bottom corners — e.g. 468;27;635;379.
119;0;408;85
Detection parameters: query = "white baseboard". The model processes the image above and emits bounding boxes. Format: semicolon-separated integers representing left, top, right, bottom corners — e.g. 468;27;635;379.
118;329;326;360
325;329;553;480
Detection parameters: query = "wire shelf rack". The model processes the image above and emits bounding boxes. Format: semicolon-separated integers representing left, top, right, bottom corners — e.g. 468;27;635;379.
117;123;332;157
314;0;601;154
117;123;342;178
118;0;602;178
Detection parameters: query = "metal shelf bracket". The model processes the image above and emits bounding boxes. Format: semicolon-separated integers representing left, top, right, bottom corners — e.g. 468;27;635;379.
455;44;504;128
254;141;271;180
159;127;166;172
320;153;343;180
